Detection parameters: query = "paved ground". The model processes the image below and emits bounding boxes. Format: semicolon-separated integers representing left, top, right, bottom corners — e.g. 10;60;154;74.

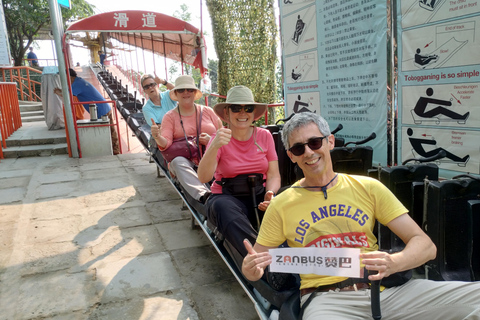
0;153;258;320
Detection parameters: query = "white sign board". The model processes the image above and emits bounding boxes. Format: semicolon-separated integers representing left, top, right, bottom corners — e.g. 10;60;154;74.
269;247;361;278
0;2;12;66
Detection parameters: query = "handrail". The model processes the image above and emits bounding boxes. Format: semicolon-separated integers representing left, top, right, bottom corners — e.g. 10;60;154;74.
22;58;58;67
0;66;42;102
0;82;22;159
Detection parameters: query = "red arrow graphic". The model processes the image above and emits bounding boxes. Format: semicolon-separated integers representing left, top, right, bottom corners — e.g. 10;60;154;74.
451;93;461;104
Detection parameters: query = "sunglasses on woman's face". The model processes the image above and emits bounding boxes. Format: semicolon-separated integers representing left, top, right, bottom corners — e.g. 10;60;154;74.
230;104;255;113
176;88;196;93
143;82;157;90
288;136;327;156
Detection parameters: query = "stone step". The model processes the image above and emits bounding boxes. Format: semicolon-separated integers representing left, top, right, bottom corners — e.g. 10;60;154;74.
2;143;68;158
19;101;43;112
6;136;67;147
21;110;44;117
5;121;66;145
21;115;45;122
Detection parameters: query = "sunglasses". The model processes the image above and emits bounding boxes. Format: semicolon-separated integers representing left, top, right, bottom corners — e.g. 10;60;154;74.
143;82;157;90
230;104;255;113
176;88;196;93
288;136;327;156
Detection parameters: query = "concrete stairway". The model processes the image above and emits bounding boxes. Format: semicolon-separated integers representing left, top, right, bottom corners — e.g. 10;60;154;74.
20;101;46;122
2;101;68;158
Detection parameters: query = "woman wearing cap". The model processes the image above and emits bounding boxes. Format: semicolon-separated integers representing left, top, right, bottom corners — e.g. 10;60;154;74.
141;73;176;127
151;75;222;202
197;85;280;258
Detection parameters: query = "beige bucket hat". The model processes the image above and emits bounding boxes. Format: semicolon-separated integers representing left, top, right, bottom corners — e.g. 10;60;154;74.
172;75;203;101
213;85;267;122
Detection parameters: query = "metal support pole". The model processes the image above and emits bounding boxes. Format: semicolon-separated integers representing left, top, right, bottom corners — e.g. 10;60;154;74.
389;0;397;166
140;34;147;74
134;33;141;92
162;34;167;80
127;33;135;86
179;35;184;75
47;0;78;157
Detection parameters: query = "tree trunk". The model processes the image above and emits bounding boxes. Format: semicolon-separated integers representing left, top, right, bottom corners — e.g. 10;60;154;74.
14;56;23;66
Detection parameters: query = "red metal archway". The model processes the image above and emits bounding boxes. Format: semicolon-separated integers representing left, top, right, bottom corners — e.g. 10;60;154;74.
64;10;207;76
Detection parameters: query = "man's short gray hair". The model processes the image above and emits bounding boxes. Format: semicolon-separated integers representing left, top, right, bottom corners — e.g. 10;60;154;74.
281;112;331;150
140;74;155;87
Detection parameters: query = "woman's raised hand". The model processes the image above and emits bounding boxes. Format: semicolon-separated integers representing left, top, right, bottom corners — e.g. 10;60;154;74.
211;127;232;149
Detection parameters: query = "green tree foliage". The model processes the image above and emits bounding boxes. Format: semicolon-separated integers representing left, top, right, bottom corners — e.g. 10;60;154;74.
3;0;94;66
207;58;218;107
171;2;215;106
173;4;191;24
168;3;202;86
274;61;285;121
206;0;277;123
171;3;202;86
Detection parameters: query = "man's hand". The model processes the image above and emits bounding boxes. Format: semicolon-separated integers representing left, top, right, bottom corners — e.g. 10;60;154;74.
154;72;166;86
53;87;63;97
242;239;272;281
258;190;275;211
361;251;399;281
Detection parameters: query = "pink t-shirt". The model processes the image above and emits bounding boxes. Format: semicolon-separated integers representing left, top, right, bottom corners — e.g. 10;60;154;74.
208;127;278;194
160;105;220;150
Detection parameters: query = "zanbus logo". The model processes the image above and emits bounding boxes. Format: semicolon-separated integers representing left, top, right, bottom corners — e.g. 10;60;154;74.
276;255;324;264
275;255;353;269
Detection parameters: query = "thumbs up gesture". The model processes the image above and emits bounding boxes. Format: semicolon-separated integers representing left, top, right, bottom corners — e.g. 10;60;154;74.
150;118;160;138
241;239;272;281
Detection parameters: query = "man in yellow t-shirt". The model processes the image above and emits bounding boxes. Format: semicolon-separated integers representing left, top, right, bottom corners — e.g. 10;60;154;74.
242;112;480;319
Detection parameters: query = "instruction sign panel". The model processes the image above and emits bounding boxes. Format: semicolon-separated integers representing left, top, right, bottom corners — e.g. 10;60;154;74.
397;0;480;175
279;0;388;165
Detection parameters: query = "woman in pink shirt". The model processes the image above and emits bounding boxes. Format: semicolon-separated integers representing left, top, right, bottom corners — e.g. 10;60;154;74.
197;86;281;257
151;75;222;202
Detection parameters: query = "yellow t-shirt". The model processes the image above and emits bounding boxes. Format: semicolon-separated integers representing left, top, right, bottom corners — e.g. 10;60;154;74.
257;174;407;290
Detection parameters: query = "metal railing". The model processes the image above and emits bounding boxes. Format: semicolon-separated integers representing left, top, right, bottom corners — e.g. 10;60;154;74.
23;58;58;67
1;66;42;102
0;82;22;159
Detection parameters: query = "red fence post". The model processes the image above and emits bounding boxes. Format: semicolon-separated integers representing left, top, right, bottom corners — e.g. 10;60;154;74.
0;82;23;158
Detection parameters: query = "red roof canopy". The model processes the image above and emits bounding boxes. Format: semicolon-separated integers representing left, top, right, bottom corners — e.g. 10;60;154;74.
65;10;207;75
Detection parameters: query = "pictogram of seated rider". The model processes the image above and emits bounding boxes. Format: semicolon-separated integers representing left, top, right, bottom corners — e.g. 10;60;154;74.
292;69;301;81
419;0;437;10
414;88;469;121
407;128;469;163
414;48;438;66
293;95;315;113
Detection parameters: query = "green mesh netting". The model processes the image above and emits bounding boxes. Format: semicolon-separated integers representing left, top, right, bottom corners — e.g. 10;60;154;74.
206;0;277;123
